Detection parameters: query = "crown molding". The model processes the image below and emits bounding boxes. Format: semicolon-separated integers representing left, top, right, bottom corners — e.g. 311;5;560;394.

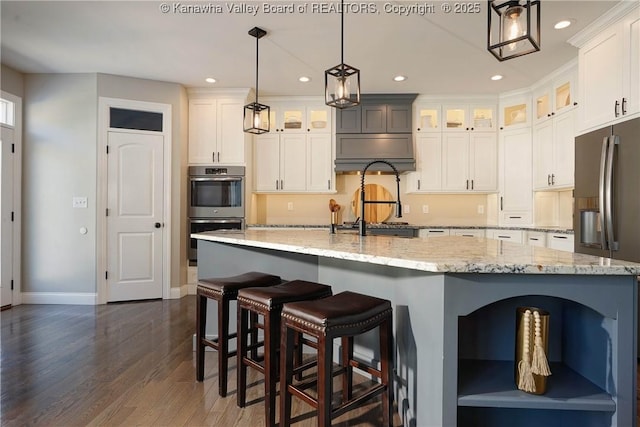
568;1;639;48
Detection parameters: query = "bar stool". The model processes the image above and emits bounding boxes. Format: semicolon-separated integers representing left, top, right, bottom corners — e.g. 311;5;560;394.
196;271;282;397
279;291;394;427
237;280;333;427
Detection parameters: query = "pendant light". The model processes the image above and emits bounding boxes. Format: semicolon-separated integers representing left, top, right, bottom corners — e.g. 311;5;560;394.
244;27;270;134
325;0;360;109
488;0;540;62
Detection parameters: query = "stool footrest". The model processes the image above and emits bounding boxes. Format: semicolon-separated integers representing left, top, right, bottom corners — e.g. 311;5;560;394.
350;360;383;379
331;383;387;419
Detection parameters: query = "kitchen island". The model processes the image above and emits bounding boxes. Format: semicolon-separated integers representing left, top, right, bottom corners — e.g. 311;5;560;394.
193;229;639;427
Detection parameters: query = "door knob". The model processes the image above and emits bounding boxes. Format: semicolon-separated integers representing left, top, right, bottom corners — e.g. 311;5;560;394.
155;222;162;228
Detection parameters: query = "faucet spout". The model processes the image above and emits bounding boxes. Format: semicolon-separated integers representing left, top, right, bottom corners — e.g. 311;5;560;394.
359;160;402;236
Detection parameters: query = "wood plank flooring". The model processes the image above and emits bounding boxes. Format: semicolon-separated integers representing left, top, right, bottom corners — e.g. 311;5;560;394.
1;296;402;427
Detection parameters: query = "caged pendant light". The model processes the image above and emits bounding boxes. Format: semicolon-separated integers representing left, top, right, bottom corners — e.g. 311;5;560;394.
324;0;360;109
243;27;270;134
488;0;540;62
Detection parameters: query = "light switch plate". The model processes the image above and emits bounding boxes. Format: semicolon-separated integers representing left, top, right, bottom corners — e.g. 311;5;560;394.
73;196;88;208
477;205;485;214
422;205;429;214
287;202;294;211
403;204;410;214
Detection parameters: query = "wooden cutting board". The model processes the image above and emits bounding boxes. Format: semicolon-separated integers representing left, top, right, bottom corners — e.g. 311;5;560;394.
351;184;393;223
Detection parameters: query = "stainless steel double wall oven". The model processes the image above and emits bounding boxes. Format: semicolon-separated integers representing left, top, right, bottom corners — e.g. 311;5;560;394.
188;165;245;264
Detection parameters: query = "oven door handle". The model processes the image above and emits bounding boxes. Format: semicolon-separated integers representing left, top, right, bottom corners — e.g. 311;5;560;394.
190;219;243;224
190;177;243;182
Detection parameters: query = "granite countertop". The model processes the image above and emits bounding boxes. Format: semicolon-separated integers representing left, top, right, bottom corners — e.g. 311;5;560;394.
247;224;574;234
192;229;639;275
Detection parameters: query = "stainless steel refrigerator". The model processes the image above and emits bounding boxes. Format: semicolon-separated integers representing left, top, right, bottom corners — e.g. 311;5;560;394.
574;117;640;262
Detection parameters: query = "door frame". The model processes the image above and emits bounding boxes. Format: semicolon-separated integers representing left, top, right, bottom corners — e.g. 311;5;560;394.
0;91;22;307
97;97;172;304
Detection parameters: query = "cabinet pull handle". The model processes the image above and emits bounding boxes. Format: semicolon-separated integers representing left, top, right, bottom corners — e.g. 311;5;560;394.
530;238;539;241
551;174;555;185
500;196;503;211
281;179;284;189
498;235;510;239
547;174;551;186
553;235;568;239
615;100;620;117
466;179;469;190
509;216;522;219
418;179;421;190
212;152;215;163
471;180;474;190
327;180;330;190
276;180;279;190
622;98;627;115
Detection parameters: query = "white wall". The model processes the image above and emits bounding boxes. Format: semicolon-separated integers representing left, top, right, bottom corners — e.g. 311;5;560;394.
1;64;24;97
23;74;98;294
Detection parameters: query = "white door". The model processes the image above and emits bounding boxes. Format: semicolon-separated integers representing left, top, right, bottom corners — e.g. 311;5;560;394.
107;131;164;302
0;126;14;307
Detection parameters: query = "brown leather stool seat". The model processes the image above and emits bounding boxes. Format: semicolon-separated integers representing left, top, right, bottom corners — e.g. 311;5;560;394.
237;280;333;427
196;271;282;397
279;291;394;427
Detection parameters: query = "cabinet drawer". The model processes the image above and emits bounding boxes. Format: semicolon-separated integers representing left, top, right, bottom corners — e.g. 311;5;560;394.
451;229;485;238
547;233;574;252
419;229;451;237
526;231;547;247
487;229;524;243
500;211;532;225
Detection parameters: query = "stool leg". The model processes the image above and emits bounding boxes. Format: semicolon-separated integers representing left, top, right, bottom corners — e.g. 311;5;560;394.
196;293;207;382
218;295;230;397
264;310;278;427
249;311;259;360
279;322;295;427
317;335;333;427
380;317;393;427
341;336;354;402
294;332;303;381
237;304;249;408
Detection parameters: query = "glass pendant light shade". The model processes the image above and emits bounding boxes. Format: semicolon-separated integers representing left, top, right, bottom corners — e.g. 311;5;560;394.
325;0;361;109
325;63;360;108
243;101;270;134
488;0;540;61
244;26;270;134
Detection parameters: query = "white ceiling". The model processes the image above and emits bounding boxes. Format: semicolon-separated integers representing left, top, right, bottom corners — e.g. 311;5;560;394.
0;1;618;97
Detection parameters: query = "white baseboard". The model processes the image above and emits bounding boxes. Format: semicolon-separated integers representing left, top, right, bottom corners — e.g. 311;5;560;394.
21;292;97;305
169;284;197;299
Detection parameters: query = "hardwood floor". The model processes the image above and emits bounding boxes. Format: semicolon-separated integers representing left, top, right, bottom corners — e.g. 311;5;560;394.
1;296;402;427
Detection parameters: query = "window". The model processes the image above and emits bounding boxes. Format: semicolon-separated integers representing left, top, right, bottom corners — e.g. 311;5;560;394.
109;107;163;132
0;98;15;126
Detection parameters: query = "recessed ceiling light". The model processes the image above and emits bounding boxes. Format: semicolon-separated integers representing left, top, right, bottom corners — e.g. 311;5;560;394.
491;75;503;81
299;76;311;83
205;77;216;83
554;20;572;30
393;75;407;82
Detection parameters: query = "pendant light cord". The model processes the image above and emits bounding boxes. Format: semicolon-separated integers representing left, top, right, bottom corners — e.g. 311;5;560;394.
255;34;259;103
340;0;344;67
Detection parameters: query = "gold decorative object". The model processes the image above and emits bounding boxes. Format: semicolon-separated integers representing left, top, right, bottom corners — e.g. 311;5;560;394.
515;306;551;394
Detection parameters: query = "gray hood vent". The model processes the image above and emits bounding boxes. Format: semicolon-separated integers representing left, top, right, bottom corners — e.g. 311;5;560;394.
334;94;417;174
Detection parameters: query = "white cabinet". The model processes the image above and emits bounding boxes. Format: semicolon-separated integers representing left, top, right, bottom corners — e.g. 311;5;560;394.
269;103;332;134
442;132;497;192
486;229;524;243
410;134;442;192
533;109;575;190
499;127;533;225
451;229;485;238
526;231;547;247
443;104;497;132
419;229;450;237
576;6;640;131
547;233;574;252
254;133;332;193
532;65;578;125
499;93;531;130
414;103;442;132
188;98;247;165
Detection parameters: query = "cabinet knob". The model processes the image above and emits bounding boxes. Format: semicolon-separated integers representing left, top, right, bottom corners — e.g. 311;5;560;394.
551;112;555;116
573;102;578;106
417;128;421;131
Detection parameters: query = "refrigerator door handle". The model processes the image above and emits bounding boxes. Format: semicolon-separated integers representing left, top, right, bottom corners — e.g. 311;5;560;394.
605;135;619;251
598;136;608;249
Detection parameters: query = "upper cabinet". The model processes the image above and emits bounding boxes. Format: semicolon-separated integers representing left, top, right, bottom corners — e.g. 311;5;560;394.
532;64;578;125
414;104;441;132
499;92;531;130
572;4;640;132
269;103;332;134
335;96;413;134
188;91;250;165
442;104;497;132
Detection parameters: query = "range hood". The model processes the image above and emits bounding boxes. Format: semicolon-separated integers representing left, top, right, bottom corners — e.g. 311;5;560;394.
334;94;417;174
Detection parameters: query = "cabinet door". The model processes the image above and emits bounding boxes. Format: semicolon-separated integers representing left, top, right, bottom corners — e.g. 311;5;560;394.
306;105;331;133
469;132;497;191
415;104;441;132
306;134;333;192
188;99;217;164
442;134;469;191
254;134;281;191
547;233;574;252
532;120;554;190
578;24;623;130
469;105;496;131
500;128;532;213
386;104;412;133
361;104;387;133
552;111;575;187
216;99;245;164
280;134;307;191
415;134;442;191
622;11;640;117
280;105;306;133
500;96;530;129
335;107;361;133
443;105;467;132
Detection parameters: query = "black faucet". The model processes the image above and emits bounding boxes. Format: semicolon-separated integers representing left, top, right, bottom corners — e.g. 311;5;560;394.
359;160;402;236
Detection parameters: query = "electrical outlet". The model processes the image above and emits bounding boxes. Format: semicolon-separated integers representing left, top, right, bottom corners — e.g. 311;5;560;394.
477;205;485;214
73;196;88;208
403;204;410;214
287;202;294;211
422;205;429;214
